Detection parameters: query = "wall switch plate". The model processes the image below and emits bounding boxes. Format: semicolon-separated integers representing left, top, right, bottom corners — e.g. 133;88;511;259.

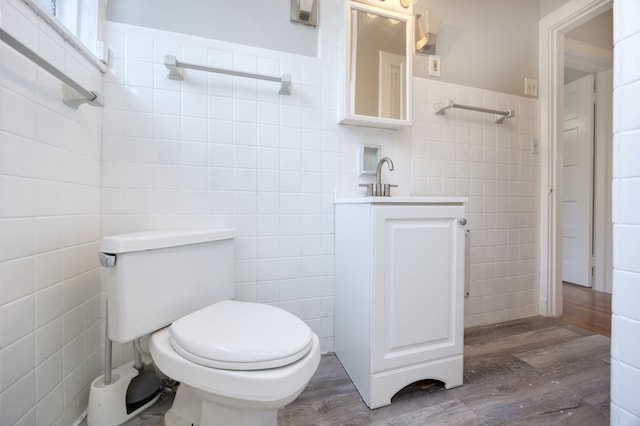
428;55;441;77
524;77;538;97
531;136;539;154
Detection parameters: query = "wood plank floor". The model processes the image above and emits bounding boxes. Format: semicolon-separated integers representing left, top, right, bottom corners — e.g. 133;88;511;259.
560;282;612;337
117;316;610;426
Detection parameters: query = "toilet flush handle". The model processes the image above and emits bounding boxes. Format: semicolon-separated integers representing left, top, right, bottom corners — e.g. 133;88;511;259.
99;252;116;267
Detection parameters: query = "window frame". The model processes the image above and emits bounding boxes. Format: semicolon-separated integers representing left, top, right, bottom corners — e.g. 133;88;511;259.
27;0;107;71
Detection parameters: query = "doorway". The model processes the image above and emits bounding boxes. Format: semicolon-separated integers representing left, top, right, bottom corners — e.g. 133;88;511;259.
562;10;614;293
538;0;613;317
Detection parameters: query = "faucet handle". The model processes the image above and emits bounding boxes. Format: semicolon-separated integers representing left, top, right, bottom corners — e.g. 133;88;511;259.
359;183;373;196
383;184;399;197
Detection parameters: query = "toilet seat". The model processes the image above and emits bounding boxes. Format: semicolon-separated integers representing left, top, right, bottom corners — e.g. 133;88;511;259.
169;300;313;371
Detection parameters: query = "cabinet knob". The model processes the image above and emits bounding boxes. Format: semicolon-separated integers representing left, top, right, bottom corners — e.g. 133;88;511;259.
459;218;467;226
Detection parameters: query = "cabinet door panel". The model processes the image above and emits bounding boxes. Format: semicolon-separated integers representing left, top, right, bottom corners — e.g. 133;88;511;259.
372;205;464;373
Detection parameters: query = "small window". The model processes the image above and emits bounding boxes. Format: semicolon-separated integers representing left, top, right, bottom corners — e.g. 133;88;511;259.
34;0;105;61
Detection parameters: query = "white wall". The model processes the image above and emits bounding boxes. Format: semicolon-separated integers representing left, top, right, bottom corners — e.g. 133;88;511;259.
102;0;540;354
108;0;540;97
540;0;571;17
412;0;539;96
610;0;640;422
566;9;613;49
107;0;319;58
0;1;103;424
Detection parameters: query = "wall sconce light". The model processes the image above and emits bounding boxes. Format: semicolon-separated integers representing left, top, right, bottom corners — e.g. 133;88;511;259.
290;0;318;27
415;10;441;55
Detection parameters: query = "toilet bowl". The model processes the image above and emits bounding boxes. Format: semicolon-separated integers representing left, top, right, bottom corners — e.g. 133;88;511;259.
95;229;321;426
149;300;321;426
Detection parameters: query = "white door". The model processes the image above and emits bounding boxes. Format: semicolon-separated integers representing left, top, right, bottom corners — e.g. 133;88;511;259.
378;51;405;120
562;74;594;287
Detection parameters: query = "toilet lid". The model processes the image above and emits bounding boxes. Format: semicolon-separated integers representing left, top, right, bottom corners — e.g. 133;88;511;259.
169;300;313;371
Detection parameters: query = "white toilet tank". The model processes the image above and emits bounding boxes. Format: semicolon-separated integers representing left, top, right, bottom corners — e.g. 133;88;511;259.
100;229;236;343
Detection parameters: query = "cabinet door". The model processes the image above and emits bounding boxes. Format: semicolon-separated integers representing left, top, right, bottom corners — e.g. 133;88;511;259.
371;205;465;373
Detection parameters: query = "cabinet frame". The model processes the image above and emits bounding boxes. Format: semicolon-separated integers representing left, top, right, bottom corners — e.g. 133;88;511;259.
335;201;466;409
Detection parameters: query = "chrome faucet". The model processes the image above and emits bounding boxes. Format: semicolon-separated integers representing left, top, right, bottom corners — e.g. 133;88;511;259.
376;157;394;185
359;157;398;197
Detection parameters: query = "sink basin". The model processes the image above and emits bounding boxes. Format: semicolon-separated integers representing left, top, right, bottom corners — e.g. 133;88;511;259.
334;196;468;204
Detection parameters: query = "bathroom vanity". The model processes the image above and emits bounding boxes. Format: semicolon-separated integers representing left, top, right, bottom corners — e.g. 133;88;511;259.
334;197;467;408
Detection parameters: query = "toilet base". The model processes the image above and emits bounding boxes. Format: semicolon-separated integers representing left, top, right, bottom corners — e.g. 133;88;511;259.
165;384;277;426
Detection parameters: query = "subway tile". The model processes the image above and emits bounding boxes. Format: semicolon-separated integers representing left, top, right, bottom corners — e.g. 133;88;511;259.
35;383;63;426
181;116;208;141
125;61;154;87
612;270;640;322
257;124;280;148
234;99;257;123
35;350;62;400
209;96;233;120
0;256;35;305
0;371;35;426
125;35;155;62
233;169;257;191
62;335;85;378
233;122;258;146
612;130;640;179
614;0;640;43
0;294;34;349
125;86;153;113
0;89;37;140
611;360;640;419
233;145;257;169
0;333;34;394
613;81;640;133
613;225;640;273
62;362;85;406
182;92;208;118
36;317;63;364
153;89;182;115
36;283;63;328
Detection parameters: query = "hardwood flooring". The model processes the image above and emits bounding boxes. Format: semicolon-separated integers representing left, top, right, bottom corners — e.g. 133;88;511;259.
560;282;612;337
118;316;610;426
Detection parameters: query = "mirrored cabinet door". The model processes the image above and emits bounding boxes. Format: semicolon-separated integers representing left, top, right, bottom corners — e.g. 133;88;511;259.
339;1;413;129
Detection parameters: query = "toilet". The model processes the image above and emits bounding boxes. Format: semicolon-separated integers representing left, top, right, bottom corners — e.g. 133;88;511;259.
99;228;321;426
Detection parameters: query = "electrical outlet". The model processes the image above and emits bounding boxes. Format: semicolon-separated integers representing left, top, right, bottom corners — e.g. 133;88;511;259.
524;77;538;97
428;55;441;77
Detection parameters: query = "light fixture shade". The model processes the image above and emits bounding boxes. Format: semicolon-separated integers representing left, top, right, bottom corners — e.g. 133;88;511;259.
415;10;441;54
290;0;318;27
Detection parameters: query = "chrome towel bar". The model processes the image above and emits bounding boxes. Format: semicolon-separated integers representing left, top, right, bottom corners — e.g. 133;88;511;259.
0;27;104;109
435;100;514;124
164;55;292;95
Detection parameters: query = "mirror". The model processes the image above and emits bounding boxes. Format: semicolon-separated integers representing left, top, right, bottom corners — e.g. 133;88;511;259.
340;2;412;129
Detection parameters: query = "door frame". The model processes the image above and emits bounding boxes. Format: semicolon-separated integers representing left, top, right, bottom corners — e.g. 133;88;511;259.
538;0;612;316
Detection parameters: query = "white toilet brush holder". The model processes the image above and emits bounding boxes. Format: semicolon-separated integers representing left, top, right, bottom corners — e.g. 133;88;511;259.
87;302;161;425
87;362;160;425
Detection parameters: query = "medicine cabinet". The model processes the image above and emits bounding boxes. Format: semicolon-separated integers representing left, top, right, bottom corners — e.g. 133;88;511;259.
339;1;413;129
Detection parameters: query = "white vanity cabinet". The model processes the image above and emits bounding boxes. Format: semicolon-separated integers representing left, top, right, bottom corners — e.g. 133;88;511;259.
334;198;466;409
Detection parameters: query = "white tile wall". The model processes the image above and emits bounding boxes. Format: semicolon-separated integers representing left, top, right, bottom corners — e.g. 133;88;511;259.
0;1;103;424
611;0;640;423
103;17;540;355
2;0;543;421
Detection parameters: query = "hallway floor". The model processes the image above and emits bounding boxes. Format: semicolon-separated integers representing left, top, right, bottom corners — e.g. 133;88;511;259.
117;316;610;425
560;282;612;337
